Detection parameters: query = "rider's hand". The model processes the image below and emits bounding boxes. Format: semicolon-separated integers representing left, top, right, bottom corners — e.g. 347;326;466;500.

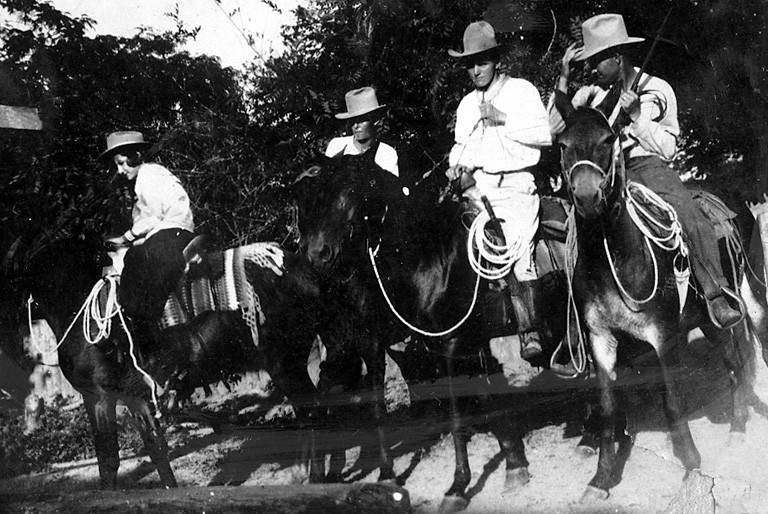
446;164;471;182
479;102;506;127
561;43;584;80
619;90;641;122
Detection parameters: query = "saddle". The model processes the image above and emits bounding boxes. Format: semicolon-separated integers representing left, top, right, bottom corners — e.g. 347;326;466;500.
691;190;738;241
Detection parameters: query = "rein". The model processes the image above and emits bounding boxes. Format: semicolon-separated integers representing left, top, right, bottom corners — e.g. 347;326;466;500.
365;198;481;338
368;246;482;338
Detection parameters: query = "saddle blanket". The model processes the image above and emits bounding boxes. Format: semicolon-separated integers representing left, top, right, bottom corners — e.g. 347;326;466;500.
157;242;285;347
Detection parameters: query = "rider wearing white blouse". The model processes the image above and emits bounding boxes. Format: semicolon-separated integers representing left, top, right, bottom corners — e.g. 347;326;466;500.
101;131;195;332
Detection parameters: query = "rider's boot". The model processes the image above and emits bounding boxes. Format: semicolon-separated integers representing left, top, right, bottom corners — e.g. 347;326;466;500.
515;279;544;363
706;292;742;329
694;260;742;329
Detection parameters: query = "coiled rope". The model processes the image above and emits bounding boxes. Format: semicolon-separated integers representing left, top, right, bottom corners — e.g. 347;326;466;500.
466;207;528;281
26;275;162;417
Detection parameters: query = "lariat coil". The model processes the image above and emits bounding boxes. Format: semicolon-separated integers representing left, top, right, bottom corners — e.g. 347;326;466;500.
467;203;528;281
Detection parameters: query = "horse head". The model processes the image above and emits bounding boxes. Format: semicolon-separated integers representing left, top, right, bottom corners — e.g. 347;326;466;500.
554;91;620;220
292;153;397;273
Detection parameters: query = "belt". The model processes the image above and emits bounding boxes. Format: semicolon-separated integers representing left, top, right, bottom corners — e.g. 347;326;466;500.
477;165;537;187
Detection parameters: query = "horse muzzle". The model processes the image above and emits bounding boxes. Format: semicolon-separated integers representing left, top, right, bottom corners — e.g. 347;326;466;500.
305;238;339;269
569;166;607;219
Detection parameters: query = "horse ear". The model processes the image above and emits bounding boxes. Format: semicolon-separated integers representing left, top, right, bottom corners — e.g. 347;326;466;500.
554;90;576;123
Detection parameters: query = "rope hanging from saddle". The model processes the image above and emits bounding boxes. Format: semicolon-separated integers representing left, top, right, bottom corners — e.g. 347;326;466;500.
466;205;529;281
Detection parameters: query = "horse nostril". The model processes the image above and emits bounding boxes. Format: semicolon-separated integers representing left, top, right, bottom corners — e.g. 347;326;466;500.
318;244;333;263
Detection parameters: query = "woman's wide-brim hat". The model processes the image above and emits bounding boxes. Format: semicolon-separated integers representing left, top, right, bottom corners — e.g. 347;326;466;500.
448;20;499;58
98;131;152;161
576;14;645;61
335;87;387;120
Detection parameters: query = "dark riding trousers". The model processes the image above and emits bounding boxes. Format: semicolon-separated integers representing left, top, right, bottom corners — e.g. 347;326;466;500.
120;228;195;323
626;155;727;296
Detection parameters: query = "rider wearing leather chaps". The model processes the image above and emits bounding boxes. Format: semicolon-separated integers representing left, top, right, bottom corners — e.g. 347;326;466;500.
626;155;741;327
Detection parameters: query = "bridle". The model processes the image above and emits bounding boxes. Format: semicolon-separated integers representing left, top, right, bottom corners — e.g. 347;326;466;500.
560;108;619;198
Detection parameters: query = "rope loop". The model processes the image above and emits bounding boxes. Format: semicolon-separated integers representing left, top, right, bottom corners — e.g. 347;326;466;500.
467;208;527;281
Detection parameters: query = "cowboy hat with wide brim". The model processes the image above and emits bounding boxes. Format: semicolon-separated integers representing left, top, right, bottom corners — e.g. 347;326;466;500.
98;131;152;161
575;14;645;62
335;87;387;120
448;20;499;58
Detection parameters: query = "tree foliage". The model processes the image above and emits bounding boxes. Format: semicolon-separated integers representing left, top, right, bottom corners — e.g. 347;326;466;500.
0;0;765;356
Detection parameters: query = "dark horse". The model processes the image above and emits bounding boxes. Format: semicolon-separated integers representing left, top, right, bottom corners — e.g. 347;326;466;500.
22;234;356;489
293;153;570;512
554;95;766;501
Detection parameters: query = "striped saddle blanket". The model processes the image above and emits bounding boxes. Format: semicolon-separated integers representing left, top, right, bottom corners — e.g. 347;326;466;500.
157;242;285;347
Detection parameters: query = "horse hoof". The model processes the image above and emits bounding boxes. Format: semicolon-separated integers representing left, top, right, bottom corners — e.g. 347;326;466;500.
580;485;609;502
502;467;530;494
438;494;469;514
727;431;746;446
574;444;597;458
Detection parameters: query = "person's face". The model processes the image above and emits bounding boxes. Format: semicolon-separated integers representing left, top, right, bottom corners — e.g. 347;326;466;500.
349;116;377;143
463;55;497;91
114;153;140;180
587;51;621;88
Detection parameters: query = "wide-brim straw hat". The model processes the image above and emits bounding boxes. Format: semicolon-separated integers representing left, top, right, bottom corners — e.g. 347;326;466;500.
576;14;645;61
98;131;152;161
448;21;499;58
335;87;386;120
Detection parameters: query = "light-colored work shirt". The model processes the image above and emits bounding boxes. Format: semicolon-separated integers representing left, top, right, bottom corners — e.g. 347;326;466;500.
325;136;400;177
547;68;679;162
449;73;551;186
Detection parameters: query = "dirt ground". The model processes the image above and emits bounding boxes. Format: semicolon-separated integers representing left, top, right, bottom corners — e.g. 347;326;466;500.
3;333;768;514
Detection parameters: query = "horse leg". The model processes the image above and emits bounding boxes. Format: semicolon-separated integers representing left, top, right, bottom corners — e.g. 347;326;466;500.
700;323;751;438
122;396;178;488
490;416;530;494
364;343;396;482
83;392;120;489
333;329;395;484
439;341;471;514
657;342;701;476
270;353;328;484
582;330;627;502
576;399;601;457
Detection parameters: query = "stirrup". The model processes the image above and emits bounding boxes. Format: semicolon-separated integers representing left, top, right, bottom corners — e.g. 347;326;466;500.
706;287;745;330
